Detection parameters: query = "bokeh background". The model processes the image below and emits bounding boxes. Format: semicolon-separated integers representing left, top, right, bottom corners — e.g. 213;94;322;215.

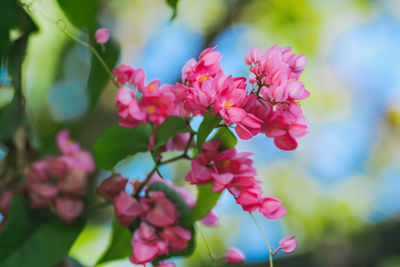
1;0;400;266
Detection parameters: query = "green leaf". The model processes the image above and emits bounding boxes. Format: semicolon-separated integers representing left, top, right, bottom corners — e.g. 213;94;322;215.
187;184;221;223
196;113;221;153
212;126;237;150
165;0;180;20
0;97;19;141
96;218;132;264
93;123;152;170
154;116;191;150
87;37;120;108
148;182;191;225
57;0;98;33
0;196;85;267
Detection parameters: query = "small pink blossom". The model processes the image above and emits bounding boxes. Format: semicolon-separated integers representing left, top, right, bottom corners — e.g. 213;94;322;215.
225;247;245;263
113;64;135;85
57;130;80;154
279;235;297;254
182;45;223;87
95;28;110;44
130;222;168;265
142;191;178;227
159;225;191;252
113;191;143;227
54;197;83;224
259;197;286;220
200;210;219;227
97;174;129;201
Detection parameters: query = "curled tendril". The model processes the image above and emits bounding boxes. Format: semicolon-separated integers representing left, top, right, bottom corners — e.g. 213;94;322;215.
56;19;67;32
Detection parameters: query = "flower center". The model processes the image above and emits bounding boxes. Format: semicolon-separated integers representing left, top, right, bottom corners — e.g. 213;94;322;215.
199;73;210;82
224;100;234;110
147;105;156;114
148;83;156;92
219;159;231;168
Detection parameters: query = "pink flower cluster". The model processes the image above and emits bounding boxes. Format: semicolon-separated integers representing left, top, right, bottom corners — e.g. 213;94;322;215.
114;65;176;128
98;174;218;265
186;140;286;220
244;46;309;150
114;45;309;151
25;130;94;224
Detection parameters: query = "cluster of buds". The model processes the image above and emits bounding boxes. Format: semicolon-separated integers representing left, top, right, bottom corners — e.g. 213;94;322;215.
25;130;94;223
97;173;218;266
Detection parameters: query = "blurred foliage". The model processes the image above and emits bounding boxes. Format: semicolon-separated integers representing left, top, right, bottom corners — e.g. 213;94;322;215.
240;0;322;55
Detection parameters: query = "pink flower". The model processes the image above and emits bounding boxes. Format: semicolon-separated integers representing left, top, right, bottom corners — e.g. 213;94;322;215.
159;225;192;252
95;28;110;44
200;210;219;227
225;247;245;263
235;187;263;212
159;261;175;267
54;197;83;224
165;133;190;151
279;235;297;254
57;130;80;154
115;87;147;128
235;113;262;140
182;45;223;87
113;64;135;85
113;191;143;227
97;174;129;201
259;197;286;220
58;170;87;195
130;222;169;265
142;191;178;227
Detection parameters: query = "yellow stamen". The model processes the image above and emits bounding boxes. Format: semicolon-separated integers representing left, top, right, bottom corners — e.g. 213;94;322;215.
148;83;156;92
224;100;234;109
199;73;210;82
219;159;231;168
147;105;156;114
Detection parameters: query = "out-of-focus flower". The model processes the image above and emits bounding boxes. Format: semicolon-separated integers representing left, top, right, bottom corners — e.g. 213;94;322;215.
225;247;245;263
279;235;297;254
95;28;110;44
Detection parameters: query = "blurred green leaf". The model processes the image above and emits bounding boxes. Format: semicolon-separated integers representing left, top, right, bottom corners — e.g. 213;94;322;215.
154;116;191;150
57;0;98;33
0;196;85;267
87;38;120;108
93;123;152;170
211;126;237;150
165;0;180;20
0;97;18;141
197;113;221;153
187;184;221;223
96;218;132;265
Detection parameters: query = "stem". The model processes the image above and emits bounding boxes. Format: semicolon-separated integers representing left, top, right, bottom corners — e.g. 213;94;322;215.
196;224;216;265
22;1;120;88
249;212;274;267
133;165;158;198
159;154;190;165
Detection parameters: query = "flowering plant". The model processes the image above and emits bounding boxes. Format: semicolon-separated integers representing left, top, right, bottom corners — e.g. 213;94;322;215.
0;1;308;266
